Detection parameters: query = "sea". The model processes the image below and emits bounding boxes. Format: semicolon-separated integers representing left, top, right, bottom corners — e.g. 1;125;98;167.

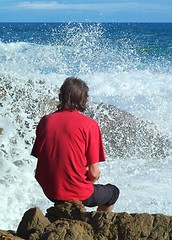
0;22;172;230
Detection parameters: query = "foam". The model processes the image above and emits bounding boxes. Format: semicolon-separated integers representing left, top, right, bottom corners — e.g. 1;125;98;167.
0;24;172;229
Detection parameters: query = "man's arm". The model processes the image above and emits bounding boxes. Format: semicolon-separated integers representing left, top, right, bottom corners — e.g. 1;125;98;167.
87;162;100;183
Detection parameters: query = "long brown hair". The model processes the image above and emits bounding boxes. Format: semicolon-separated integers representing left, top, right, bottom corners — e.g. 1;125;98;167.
57;77;89;112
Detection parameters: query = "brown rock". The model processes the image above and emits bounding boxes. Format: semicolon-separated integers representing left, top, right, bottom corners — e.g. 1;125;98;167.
46;200;86;222
15;203;172;240
83;211;119;239
17;207;50;240
0;230;23;240
39;219;94;240
0;128;3;135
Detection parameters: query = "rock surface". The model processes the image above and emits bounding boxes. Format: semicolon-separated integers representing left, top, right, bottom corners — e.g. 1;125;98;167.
0;230;23;240
1;202;171;240
0;128;3;135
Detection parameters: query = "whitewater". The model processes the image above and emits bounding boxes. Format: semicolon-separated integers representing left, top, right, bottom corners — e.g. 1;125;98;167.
0;22;172;230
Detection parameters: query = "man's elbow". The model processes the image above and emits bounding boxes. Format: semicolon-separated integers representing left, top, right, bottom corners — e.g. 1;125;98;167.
87;170;100;183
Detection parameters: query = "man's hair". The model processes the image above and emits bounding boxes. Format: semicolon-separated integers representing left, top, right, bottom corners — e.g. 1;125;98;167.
58;77;89;112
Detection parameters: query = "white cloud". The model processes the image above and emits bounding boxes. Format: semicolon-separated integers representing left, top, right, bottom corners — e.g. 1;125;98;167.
1;1;123;11
21;1;172;10
17;1;66;10
1;1;172;12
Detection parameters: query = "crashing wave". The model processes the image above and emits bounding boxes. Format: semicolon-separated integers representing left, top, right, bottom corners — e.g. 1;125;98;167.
1;74;171;160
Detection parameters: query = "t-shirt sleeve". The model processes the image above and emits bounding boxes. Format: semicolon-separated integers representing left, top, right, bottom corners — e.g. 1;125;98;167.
85;121;106;166
31;117;44;158
31;138;38;158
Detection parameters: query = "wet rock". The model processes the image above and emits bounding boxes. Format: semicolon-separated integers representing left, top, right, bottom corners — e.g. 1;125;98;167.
0;128;3;135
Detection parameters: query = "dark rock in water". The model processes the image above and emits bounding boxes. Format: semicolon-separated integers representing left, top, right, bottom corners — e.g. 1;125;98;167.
0;128;3;134
86;103;172;158
10;202;172;240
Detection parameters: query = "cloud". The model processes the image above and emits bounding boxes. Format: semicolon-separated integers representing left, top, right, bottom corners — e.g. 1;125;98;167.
1;1;123;11
22;1;172;11
17;1;67;10
1;1;172;12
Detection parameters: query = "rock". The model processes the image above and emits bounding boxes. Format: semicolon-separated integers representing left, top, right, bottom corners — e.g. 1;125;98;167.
16;207;50;240
46;200;86;222
39;219;94;240
0;230;23;240
14;202;172;240
0;128;3;135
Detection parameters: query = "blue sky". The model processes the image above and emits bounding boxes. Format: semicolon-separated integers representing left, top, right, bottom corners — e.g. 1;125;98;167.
0;0;172;22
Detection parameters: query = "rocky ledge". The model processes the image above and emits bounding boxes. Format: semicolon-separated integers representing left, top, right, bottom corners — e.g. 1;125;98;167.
1;201;172;240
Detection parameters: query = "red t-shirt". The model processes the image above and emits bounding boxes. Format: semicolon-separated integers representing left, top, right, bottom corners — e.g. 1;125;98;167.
31;109;106;201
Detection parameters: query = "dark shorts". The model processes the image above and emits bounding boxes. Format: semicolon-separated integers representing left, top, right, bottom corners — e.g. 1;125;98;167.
82;184;120;207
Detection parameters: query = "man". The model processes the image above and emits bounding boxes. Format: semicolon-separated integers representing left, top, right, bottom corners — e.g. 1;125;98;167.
31;77;119;212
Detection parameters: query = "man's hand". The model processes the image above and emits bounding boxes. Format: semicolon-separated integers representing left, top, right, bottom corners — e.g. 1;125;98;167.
86;162;100;183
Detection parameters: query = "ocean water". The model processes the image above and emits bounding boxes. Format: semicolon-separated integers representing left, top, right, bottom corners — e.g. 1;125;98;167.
0;22;172;230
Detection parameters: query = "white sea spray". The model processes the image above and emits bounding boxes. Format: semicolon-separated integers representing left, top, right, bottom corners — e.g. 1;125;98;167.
0;23;172;229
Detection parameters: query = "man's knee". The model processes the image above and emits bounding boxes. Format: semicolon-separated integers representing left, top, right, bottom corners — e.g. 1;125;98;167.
113;185;120;202
106;184;120;205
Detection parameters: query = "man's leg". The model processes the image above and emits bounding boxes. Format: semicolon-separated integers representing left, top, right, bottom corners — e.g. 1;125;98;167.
97;204;114;212
82;184;119;212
